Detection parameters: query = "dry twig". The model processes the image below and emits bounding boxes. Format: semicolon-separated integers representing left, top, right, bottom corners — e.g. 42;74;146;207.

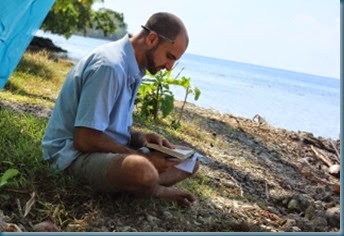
310;145;333;167
330;141;340;163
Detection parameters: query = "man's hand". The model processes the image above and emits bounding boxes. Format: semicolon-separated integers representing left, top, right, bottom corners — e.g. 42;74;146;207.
146;151;182;173
138;132;174;149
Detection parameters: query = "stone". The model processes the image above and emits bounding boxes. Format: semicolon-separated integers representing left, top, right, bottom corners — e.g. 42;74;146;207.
304;205;316;220
328;164;340;175
325;206;340;227
313;200;325;211
291;226;301;232
117;226;136;232
163;211;173;219
283;218;296;227
297;194;311;211
146;214;159;223
288;199;300;211
311;216;328;231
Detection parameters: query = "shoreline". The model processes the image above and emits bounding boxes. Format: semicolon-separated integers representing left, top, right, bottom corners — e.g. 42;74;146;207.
0;97;339;143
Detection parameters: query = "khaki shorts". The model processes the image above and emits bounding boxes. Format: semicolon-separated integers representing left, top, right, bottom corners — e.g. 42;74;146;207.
66;152;123;192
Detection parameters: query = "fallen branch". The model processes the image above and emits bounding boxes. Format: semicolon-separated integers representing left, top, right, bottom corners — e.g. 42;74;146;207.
310;145;333;167
16;198;23;218
265;182;270;200
330;141;340;163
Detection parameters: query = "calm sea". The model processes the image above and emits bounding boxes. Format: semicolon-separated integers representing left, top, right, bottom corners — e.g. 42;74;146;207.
35;31;340;139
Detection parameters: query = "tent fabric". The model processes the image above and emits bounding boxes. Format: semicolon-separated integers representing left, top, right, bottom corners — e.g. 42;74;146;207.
0;0;55;89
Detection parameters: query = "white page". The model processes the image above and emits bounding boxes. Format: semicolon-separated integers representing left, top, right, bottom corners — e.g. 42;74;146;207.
174;153;202;173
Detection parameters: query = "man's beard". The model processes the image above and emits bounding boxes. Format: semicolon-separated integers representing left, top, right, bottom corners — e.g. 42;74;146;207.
145;47;163;75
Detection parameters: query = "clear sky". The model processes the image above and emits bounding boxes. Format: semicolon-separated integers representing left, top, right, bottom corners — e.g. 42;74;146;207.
94;0;340;78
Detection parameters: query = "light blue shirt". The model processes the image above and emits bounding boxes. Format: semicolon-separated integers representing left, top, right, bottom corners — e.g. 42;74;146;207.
42;35;145;170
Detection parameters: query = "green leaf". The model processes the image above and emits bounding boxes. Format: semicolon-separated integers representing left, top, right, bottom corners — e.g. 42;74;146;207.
160;95;174;117
0;169;19;188
194;87;201;101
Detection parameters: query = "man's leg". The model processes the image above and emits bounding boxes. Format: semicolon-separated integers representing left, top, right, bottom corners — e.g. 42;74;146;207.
68;152;197;207
106;153;197;207
158;160;200;186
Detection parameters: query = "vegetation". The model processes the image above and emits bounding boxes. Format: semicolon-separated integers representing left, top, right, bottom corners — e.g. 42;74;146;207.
135;68;200;124
41;0;127;39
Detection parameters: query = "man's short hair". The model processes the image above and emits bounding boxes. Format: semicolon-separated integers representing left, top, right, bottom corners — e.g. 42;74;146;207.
144;12;188;45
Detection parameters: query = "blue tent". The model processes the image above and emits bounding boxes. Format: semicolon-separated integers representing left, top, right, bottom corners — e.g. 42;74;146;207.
0;0;55;89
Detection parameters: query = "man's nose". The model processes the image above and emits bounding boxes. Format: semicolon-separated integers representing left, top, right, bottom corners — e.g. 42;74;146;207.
165;61;174;71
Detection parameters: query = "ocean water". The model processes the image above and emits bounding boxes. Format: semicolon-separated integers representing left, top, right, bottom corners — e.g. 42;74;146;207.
35;31;340;139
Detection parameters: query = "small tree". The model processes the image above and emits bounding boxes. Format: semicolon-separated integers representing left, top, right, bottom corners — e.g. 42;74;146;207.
135;69;201;124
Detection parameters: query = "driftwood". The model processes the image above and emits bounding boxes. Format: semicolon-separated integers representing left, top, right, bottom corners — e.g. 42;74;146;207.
330;141;340;163
302;136;335;153
310;145;333;167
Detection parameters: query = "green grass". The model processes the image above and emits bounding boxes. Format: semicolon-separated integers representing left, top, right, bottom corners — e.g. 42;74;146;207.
0;51;72;107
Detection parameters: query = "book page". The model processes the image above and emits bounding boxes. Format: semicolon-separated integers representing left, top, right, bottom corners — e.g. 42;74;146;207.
174;148;194;156
174;153;202;173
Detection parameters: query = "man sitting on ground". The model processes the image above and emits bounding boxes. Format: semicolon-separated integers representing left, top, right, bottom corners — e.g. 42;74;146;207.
42;12;199;207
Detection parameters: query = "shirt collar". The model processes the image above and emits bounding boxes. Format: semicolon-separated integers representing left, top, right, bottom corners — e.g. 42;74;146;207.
121;34;146;80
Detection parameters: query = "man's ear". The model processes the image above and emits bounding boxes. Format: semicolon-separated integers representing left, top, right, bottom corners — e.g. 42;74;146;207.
145;32;159;48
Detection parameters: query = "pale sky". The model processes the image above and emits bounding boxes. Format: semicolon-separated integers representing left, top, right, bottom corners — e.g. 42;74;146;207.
94;0;340;78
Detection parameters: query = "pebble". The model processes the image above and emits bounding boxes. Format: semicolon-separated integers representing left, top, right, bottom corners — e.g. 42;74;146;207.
283;218;296;227
146;214;159;223
304;205;316;220
163;211;173;219
297;194;311;211
311;216;328;231
32;221;60;232
328;164;340;175
117;226;136;232
287;199;300;211
325;206;340;227
291;226;301;232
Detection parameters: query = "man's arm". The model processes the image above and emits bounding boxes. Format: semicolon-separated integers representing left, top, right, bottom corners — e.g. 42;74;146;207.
74;127;139;154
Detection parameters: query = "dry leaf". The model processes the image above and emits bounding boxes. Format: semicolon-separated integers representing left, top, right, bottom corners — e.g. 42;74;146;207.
332;184;340;195
0;220;22;232
24;192;36;217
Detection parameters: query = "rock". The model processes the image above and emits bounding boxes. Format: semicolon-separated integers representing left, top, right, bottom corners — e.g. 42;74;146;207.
162;211;173;219
117;226;136;232
32;221;61;232
304;205;316;220
282;198;290;206
328;164;340;176
146;214;159;223
297;194;311;211
325;206;340;227
282;218;296;227
29;36;67;52
287;199;300;211
313;200;325;211
291;226;301;232
311;216;328;231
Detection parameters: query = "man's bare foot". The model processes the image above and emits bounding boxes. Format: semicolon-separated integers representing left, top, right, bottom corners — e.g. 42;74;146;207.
152;185;196;207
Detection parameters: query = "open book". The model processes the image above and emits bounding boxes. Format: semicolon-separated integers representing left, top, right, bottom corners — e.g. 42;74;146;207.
146;143;195;160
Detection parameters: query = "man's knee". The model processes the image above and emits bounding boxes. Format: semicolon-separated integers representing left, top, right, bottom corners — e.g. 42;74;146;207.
110;154;159;188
